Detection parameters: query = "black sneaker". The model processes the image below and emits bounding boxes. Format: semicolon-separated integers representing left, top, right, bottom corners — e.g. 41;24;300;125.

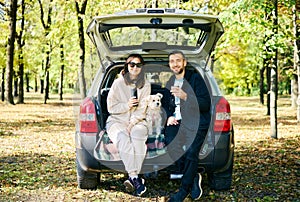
123;177;145;192
132;177;146;196
123;178;134;192
191;173;203;200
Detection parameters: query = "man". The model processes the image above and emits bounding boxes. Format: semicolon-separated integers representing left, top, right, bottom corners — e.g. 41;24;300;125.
164;50;211;201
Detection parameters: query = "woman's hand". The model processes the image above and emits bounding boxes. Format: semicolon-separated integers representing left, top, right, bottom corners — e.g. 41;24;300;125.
167;116;179;126
128;97;139;109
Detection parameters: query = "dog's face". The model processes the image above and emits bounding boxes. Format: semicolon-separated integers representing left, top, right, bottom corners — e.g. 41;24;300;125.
147;93;163;110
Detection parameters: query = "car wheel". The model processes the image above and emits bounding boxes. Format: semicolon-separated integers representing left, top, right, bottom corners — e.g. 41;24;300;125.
207;152;234;191
76;158;99;189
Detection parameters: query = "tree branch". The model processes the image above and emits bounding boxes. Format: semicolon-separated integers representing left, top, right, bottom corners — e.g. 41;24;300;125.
37;0;46;29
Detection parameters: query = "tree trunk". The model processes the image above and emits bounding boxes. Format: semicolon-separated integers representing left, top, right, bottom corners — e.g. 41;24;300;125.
297;65;300;123
25;72;29;92
17;54;24;103
291;75;298;108
40;77;44;94
59;43;65;101
13;76;18;97
17;0;25;104
294;0;300;122
34;75;38;92
40;59;44;94
259;66;265;105
44;50;50;104
267;65;271;115
5;0;18;105
38;0;52;104
270;63;278;139
75;0;88;99
1;68;4;101
264;2;272;115
270;0;278;139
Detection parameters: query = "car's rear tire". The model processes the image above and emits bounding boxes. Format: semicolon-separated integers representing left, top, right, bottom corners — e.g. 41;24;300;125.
76;158;99;189
207;152;234;190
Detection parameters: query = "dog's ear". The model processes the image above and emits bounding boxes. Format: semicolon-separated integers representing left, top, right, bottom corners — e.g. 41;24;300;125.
156;93;163;99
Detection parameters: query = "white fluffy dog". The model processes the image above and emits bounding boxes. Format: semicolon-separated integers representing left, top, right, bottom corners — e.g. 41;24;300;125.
146;93;163;135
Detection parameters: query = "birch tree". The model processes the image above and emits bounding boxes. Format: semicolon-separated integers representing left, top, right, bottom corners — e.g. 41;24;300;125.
270;0;278;139
294;0;300;122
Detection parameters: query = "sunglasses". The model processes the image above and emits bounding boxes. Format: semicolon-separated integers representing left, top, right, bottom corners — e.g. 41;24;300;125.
127;62;143;68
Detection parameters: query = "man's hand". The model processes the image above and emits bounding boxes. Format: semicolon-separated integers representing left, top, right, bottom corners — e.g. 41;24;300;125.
170;86;187;101
167;116;179;126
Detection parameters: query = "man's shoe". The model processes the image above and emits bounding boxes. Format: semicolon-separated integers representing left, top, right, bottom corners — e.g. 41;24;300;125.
132;177;146;196
191;173;203;200
168;188;188;202
123;178;134;192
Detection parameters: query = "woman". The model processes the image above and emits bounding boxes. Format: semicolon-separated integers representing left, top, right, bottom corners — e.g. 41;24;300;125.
106;54;150;196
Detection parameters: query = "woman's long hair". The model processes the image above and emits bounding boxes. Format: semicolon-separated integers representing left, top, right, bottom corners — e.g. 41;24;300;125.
121;53;145;89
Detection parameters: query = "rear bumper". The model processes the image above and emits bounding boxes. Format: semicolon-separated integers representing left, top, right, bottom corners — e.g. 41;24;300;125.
199;129;234;172
213;131;234;172
76;148;101;172
75;129;234;174
75;132;100;172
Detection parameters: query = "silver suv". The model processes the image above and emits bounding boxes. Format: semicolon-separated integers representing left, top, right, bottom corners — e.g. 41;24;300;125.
75;8;234;191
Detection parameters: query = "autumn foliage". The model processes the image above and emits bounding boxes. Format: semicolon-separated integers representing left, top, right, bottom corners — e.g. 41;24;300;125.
0;93;299;201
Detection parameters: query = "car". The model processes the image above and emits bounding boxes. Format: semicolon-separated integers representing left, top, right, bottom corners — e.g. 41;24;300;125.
75;8;234;191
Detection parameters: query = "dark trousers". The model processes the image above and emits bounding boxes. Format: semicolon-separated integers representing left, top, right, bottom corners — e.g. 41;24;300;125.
165;123;207;191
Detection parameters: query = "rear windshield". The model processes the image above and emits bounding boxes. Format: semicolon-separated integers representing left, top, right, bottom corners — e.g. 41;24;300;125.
101;26;209;51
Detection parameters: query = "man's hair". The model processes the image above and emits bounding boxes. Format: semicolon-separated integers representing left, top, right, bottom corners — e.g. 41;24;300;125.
168;50;186;60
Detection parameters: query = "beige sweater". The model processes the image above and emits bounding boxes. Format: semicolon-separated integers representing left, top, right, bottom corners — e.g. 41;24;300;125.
106;76;151;129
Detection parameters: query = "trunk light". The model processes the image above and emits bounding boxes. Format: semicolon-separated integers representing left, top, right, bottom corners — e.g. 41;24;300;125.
79;97;99;133
214;97;231;132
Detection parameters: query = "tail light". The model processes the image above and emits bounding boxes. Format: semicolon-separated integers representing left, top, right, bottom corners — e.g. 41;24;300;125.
214;97;231;132
79;97;99;134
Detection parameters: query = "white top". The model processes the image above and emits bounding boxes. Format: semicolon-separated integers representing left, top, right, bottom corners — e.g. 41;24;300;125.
173;78;184;120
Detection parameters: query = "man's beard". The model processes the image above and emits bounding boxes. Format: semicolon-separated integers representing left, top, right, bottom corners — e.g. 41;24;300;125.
174;68;184;75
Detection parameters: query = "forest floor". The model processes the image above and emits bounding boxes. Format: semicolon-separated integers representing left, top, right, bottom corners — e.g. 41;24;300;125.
0;93;299;202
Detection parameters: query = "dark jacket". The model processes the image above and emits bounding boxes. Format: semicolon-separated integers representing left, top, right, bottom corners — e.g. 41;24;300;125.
163;69;211;130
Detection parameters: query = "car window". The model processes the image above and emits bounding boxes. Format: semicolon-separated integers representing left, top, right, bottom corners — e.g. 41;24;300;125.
108;27;205;47
103;26;208;52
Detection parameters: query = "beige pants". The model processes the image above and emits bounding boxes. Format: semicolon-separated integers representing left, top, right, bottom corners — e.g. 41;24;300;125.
107;122;148;175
